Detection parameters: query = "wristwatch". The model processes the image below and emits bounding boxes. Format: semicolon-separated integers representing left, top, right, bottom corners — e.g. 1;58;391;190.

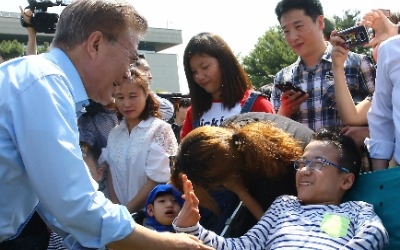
398;25;400;34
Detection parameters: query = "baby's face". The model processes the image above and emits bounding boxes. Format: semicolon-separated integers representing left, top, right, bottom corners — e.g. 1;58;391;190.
150;194;182;226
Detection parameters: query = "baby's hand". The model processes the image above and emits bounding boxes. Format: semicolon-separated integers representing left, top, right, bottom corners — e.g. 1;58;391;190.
174;174;201;228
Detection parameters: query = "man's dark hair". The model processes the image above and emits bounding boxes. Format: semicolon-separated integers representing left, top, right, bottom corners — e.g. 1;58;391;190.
313;129;361;180
178;98;191;108
275;0;324;22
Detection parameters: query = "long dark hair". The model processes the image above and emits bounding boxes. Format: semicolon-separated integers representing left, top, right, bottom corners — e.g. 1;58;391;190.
183;32;253;121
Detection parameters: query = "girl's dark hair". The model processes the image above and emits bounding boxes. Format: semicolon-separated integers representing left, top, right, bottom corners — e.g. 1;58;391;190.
275;0;323;22
183;32;253;121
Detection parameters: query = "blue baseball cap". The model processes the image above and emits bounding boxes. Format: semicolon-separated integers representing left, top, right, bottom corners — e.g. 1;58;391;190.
146;184;184;208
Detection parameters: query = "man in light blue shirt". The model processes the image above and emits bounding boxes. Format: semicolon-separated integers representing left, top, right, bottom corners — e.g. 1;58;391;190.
0;1;212;250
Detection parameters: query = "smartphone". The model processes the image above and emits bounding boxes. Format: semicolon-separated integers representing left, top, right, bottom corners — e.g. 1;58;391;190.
337;25;370;49
275;82;306;96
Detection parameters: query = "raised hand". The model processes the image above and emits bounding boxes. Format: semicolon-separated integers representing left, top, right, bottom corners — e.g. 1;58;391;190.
174;174;201;228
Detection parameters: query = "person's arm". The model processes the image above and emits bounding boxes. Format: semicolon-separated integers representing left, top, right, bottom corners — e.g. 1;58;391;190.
276;90;308;118
108;224;214;250
370;159;390;171
366;36;399;171
19;6;37;55
126;178;159;213
180;106;193;139
362;9;399;48
339;202;388;250
26;27;37;56
340;126;370;148
222;173;263;220
330;32;370;126
106;164;121;204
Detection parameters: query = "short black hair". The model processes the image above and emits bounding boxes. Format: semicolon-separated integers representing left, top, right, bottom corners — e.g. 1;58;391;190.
178;98;191;108
313;129;361;180
275;0;324;23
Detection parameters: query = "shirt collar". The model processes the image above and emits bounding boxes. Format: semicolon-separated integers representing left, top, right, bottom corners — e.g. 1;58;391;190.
137;117;155;128
121;116;155;129
44;48;89;117
295;41;333;67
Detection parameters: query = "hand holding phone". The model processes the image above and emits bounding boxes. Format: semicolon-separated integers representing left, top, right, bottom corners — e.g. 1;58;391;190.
275;82;306;96
337;25;370;49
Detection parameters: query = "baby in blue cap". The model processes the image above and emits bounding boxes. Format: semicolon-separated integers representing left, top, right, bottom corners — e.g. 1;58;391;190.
144;184;184;232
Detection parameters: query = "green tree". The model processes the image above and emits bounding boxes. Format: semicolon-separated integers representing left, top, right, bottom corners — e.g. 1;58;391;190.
242;25;296;89
38;42;50;54
0;40;25;60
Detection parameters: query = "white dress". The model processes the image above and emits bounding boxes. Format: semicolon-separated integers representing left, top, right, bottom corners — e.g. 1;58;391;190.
100;116;178;205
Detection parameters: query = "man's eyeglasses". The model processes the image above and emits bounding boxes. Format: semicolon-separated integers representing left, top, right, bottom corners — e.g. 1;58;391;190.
293;157;350;173
112;38;138;65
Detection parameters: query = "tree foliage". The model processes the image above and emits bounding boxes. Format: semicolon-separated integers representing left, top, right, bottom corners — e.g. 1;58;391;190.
0;40;25;60
242;25;296;88
0;39;50;61
243;9;374;89
38;42;50;54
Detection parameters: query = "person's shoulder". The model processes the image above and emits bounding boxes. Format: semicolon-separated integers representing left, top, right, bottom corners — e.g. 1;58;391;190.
338;200;379;218
341;200;374;210
272;195;299;206
151;117;175;133
274;59;300;80
380;35;400;50
109;120;126;134
153;117;169;126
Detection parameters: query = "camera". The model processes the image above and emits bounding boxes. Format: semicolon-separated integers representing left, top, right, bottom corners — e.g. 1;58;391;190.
337;25;370;49
20;0;70;34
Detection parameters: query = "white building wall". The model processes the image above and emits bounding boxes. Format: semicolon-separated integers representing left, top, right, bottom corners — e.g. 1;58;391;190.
145;52;181;93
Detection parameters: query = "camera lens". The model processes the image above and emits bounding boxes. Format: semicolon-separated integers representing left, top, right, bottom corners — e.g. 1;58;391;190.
359;32;366;41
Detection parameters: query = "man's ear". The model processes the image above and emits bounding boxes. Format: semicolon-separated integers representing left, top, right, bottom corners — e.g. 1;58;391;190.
341;173;355;191
85;31;104;59
146;204;154;217
317;15;325;30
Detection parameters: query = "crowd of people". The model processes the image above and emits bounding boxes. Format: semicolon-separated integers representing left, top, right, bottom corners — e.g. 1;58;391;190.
0;0;400;249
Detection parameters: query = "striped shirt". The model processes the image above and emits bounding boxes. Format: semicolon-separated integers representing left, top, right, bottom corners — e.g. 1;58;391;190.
174;195;388;249
272;43;375;131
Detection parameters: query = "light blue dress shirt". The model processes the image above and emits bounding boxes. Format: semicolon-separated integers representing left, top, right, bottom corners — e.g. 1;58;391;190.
0;48;135;247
